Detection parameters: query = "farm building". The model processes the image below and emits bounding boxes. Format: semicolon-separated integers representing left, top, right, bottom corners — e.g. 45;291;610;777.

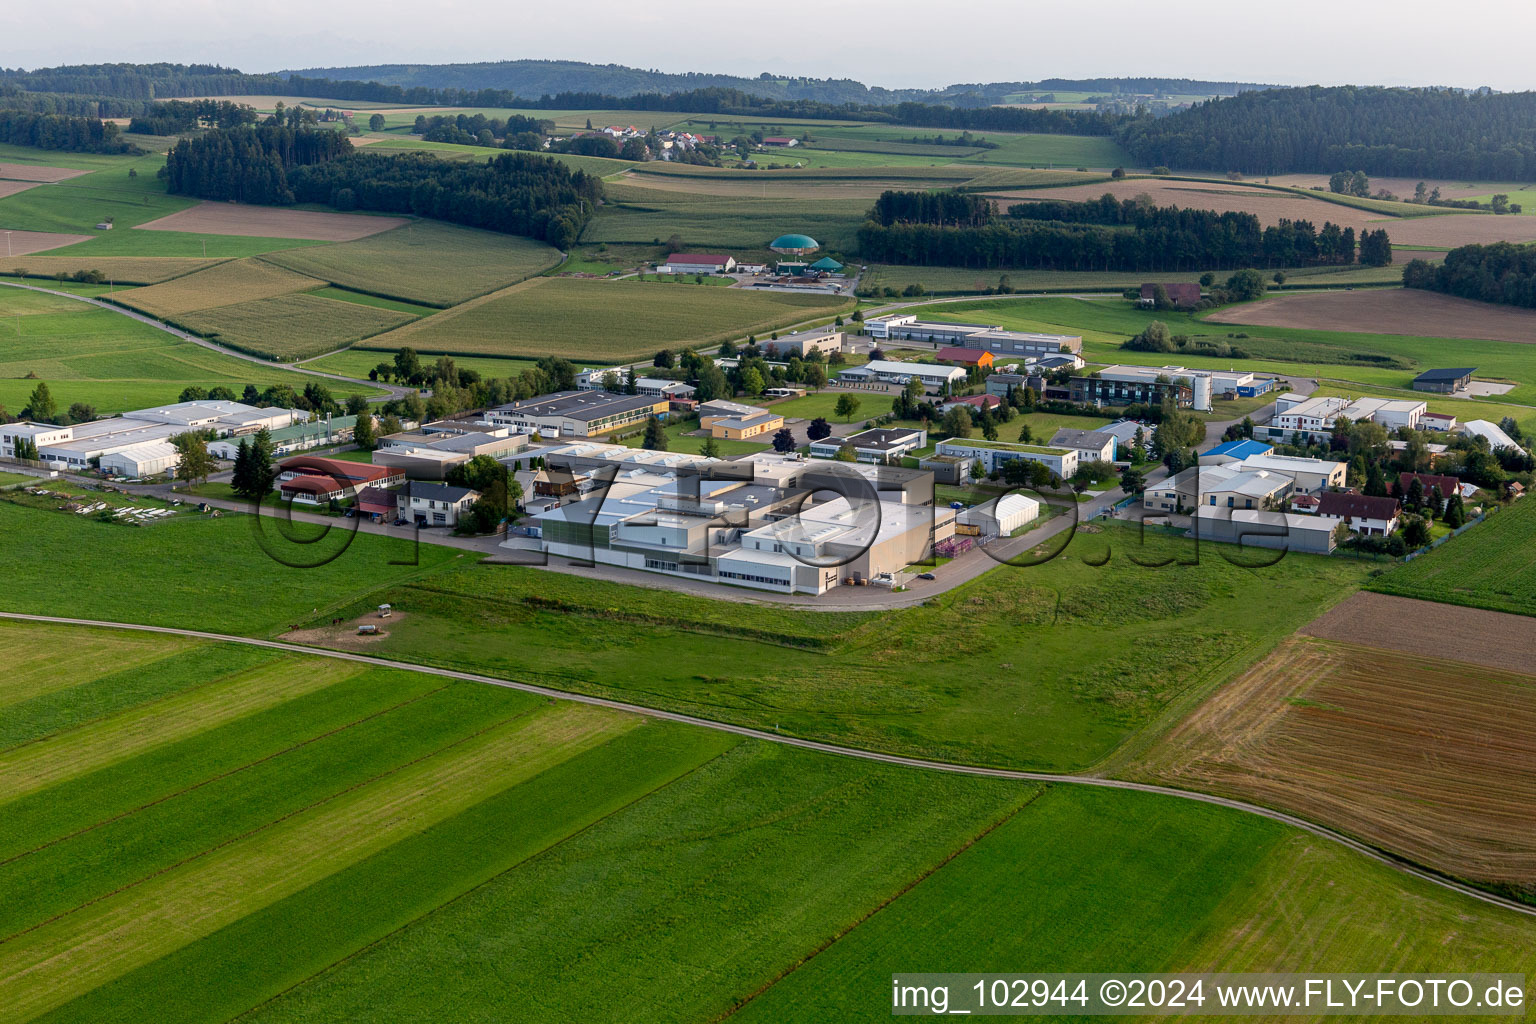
808;256;844;273
1412;367;1475;394
1048;427;1118;464
659;254;736;274
398;481;480;527
1138;282;1203;308
957;493;1040;537
769;233;819;255
809;426;927;463
1193;506;1337;554
98;442;180;478
935;346;994;368
761;137;800;147
1317;491;1400;536
1198;439;1274;466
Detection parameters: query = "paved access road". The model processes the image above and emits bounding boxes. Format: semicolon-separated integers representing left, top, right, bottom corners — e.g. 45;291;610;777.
2;608;1530;922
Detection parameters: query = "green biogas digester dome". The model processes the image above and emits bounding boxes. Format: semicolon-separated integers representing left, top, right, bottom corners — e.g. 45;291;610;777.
769;233;820;255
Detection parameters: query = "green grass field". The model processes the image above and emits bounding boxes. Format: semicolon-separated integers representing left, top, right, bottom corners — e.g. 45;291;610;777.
291;523;1367;771
355;276;850;363
261;221;562;306
0;287;383;413
731;784;1536;1020
11;621;1531;1024
1367;496;1536;616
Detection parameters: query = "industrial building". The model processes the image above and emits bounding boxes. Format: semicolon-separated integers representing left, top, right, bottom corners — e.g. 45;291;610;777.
708;410;782;440
98;442;181;478
2;400;300;469
1462;419;1526;453
934;438;1078;479
276;457;404;503
398;481;481;527
1266;393;1426;441
1193;507;1337;554
1071;365;1265;413
1198;439;1274;465
373;424;527;479
484;391;670;438
206;415;358;460
836;360;967;391
512;451;953;595
809;426;927;463
1048;427;1118;464
759;330;844;360
956;493;1039;537
861;314;1082;359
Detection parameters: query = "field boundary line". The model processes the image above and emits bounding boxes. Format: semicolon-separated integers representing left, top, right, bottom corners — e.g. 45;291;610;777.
226;731;744;1024
0;681;454;869
3;611;1534;922
0;700;550;950
712;786;1048;1022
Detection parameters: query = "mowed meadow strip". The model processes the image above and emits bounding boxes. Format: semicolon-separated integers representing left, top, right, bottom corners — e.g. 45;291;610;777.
356;276;850;362
0;621;196;712
1135;634;1536;897
261;221;562;307
0;702;634;1023
173;292;417;361
0;656;362;806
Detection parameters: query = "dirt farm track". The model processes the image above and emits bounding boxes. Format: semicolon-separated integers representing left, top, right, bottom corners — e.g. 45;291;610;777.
1209;287;1536;344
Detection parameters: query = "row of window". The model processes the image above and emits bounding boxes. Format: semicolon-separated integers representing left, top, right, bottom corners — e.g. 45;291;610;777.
718;570;790;586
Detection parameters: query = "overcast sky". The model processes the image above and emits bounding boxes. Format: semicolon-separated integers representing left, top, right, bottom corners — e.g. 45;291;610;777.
5;0;1535;93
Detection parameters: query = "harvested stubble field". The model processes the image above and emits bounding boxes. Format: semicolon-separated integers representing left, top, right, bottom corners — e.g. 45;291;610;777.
1210;287;1536;344
357;276;849;362
0;162;91;183
175;292;415;361
985;178;1536;247
0;229;92;256
1135;630;1536;899
134;201;408;241
3;256;224;285
261;221;561;306
116;258;323;317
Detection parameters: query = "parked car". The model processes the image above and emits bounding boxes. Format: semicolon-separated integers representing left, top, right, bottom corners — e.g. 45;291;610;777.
917;572;936;580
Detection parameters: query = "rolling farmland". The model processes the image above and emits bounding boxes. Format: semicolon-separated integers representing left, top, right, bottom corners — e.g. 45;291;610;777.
262;221;562;306
356;276;850;363
0;287;383;412
1;256;224;285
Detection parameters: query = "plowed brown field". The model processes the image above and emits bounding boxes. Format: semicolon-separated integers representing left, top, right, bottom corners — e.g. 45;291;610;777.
1137;628;1536;896
134;202;407;241
0;163;90;183
1209;288;1536;344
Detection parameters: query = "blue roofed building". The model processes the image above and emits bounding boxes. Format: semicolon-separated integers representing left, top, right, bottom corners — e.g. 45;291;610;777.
1198;439;1275;466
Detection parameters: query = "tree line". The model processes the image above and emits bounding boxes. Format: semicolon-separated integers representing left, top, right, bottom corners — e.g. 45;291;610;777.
1118;85;1536;180
0;109;137;153
164;125;600;248
857;189;1390;271
1403;243;1536;309
127;98;258;135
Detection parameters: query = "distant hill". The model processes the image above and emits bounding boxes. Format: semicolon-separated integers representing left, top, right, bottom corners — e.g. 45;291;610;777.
282;60;1270;107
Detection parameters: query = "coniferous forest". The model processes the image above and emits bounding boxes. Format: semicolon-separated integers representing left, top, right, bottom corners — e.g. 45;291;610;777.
164;126;601;248
857;190;1390;271
1403;244;1536;309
